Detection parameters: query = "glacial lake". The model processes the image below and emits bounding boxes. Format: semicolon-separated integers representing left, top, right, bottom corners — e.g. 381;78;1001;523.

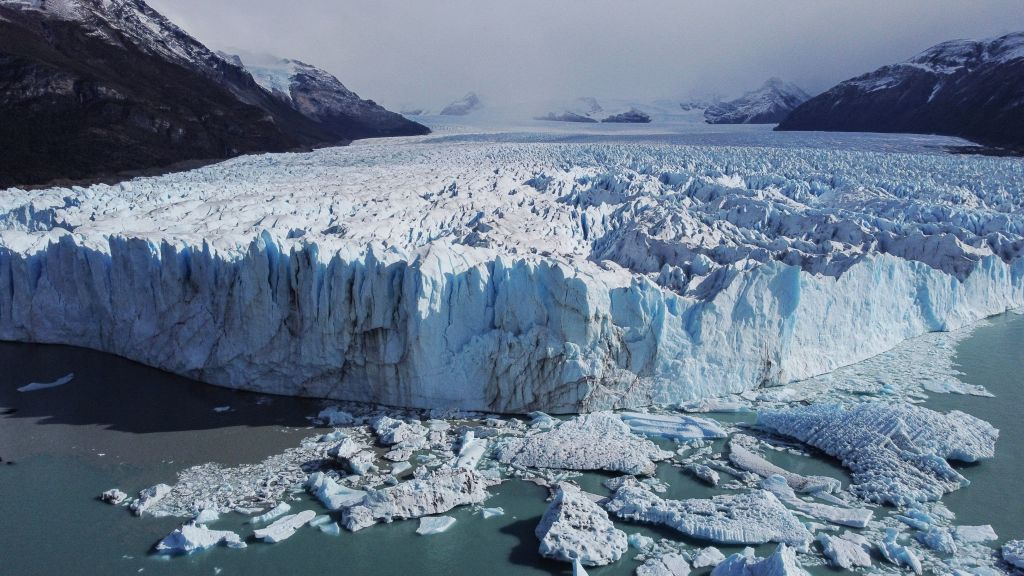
1;312;1022;575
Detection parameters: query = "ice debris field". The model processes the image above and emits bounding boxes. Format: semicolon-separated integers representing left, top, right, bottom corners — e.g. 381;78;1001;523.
1;136;1023;412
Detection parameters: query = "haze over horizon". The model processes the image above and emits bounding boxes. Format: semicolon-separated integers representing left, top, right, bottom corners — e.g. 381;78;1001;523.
119;0;1024;109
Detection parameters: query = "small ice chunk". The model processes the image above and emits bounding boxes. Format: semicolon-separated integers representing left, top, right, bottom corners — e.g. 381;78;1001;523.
316;406;354;426
1002;540;1024;569
306;472;366;510
761;475;873;528
253;510;317;543
101;488;127;505
481;507;504;519
371;416;427;446
318;522;341;536
155;523;246;555
637;553;691;576
391;461;413;476
916;526;957;554
818;533;871;569
691;546;726;568
711;544;808;576
573;558;589;576
879;528;922;575
453;430;487;469
416;515;456;535
194;509;220;524
686;464;720;486
528;411;558;430
536;483;628;566
249;502;291;524
344;451;376;476
953;525;997;543
131;484;171;516
729;435;840;493
327;436;360;461
629;533;654;550
212;406;231;413
18;373;74;392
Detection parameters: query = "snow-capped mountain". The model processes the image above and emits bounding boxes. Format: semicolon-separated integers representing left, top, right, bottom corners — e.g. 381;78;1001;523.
0;0;426;187
226;52;428;139
704;78;810;124
440;92;483;116
778;32;1024;148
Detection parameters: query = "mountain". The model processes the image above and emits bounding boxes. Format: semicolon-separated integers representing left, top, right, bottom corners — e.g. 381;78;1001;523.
440;92;482;116
0;0;425;188
777;32;1024;148
225;52;428;139
535;97;603;123
704;78;810;124
601;108;651;123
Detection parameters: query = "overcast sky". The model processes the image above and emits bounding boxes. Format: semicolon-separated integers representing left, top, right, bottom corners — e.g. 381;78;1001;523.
149;0;1024;110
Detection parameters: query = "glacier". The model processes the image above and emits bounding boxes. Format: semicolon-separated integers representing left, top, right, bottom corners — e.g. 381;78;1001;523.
1;138;1022;412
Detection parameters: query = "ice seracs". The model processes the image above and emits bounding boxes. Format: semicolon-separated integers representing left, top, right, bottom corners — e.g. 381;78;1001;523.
756;402;998;505
2;138;1022;413
497;413;670;475
604;479;812;547
534;483;628;566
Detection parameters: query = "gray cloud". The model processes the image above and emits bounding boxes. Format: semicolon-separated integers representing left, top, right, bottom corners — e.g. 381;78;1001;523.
148;0;1024;109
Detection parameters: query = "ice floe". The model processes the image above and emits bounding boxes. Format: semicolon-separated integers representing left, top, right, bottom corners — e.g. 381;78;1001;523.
880;528;923;574
619;412;728;440
497;412;671;475
535;483;627;566
101;488;127;505
710;544;809;576
604;479;811;547
249;502;291;524
17;373;73;392
756;402;998;505
727;435;839;493
253;510;317;543
416;515;456;535
343;468;488;531
637;553;691;576
131;484;171;516
817;532;872;569
306;472;367;510
760;475;873;528
691;546;726;568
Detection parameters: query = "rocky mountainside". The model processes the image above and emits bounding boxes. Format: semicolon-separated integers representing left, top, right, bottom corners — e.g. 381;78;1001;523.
440;92;482;116
777;32;1024;148
226;53;428;139
704;78;810;124
0;0;425;188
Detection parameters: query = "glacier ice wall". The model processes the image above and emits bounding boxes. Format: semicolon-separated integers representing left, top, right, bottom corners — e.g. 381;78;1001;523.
1;141;1022;412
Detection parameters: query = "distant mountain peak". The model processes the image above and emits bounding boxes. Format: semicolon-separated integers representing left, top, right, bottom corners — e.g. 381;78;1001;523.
704;78;809;124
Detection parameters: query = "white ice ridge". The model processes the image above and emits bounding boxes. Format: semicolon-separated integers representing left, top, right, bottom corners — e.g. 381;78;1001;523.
756;402;998;505
604;479;812;547
496;412;671;475
535;483;628;566
2;141;1023;412
17;372;73;392
342;467;488;531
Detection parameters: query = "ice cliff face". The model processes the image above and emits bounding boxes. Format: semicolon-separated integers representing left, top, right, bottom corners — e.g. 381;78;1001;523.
1;140;1022;412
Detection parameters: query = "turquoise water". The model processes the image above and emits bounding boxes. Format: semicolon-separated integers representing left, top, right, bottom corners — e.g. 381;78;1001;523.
1;313;1022;575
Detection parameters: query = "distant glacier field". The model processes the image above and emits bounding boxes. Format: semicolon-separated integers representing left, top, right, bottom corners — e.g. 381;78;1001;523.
1;121;1022;412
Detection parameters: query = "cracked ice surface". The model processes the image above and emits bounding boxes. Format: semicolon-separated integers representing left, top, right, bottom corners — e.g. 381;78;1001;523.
342;467;488;531
604;479;812;547
496;412;671;475
2;141;1022;412
535;483;628;566
756;402;998;505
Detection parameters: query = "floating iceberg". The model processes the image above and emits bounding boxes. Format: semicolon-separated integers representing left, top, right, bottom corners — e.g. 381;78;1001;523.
453;430;487;470
879;528;923;575
817;532;872;569
155;522;246;555
249;502;291;524
253;510;317;543
17;373;73;392
691;547;726;569
727;435;840;493
619;412;728;440
316;407;355;426
710;544;809;576
756;403;998;505
637;553;691;576
343;468;487;532
481;507;504;519
1003;540;1024;570
604;480;811;547
535;483;627;566
761;475;873;528
100;488;127;505
416;515;456;535
131;484;171;516
306;471;366;510
497;412;670;475
371;416;427;446
3;142;1021;413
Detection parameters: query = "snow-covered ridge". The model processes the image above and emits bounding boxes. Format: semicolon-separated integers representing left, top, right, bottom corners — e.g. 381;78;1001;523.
1;140;1022;412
